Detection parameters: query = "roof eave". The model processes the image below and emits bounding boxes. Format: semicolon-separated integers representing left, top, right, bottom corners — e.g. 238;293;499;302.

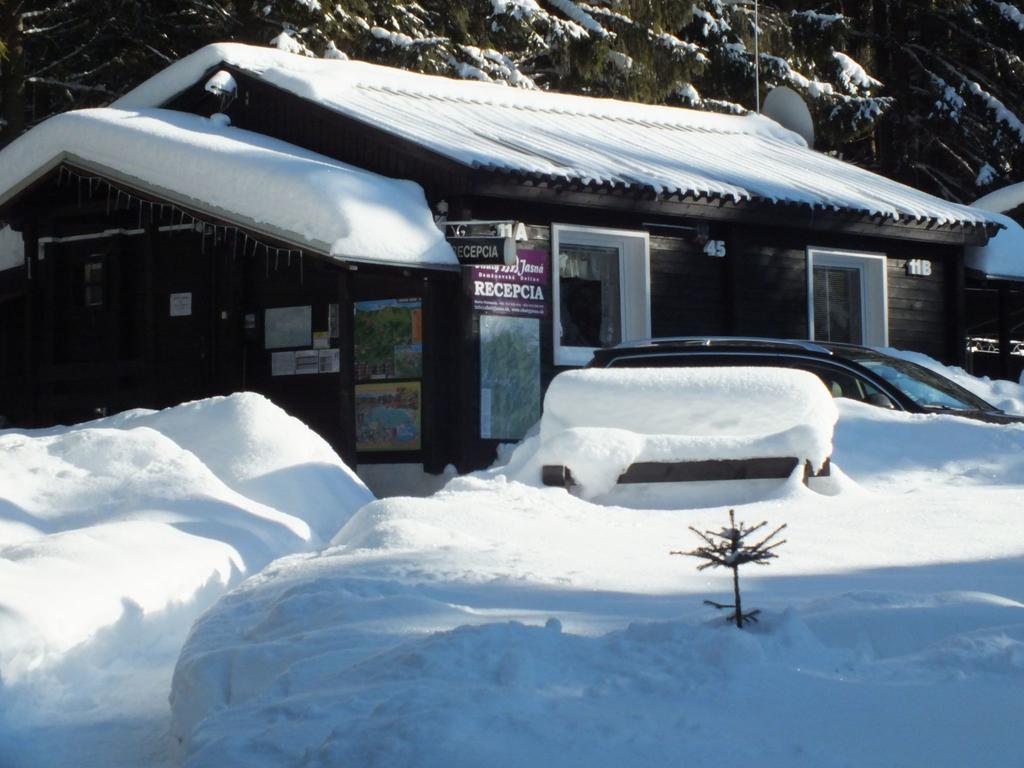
469;170;993;246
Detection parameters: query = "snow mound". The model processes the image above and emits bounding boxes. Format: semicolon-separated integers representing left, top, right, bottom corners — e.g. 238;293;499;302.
512;367;836;497
0;392;371;700
92;392;374;542
167;396;1024;766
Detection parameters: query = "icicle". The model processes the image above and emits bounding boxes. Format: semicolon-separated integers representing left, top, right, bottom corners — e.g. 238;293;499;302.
274;248;280;271
77;177;83;206
106;186;112;216
300;252;304;285
265;247;270;278
287;250;292;267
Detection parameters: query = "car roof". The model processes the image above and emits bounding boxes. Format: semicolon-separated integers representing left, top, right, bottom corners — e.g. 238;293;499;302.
598;336;837;356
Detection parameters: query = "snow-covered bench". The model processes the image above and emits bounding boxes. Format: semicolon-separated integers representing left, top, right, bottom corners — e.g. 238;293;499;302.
536;367;837;498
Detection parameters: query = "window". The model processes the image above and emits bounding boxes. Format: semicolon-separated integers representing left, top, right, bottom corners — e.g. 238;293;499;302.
807;248;887;347
83;259;105;307
552;225;650;365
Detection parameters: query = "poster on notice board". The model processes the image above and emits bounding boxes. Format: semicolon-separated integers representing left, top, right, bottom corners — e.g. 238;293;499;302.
354;298;423;380
355;381;422;451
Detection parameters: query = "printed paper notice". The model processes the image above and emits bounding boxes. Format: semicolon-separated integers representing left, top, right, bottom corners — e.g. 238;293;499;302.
480;387;493;439
313;331;330;349
319;348;340;373
169;292;192;317
271;351;296;376
329;303;339;338
295;350;319;375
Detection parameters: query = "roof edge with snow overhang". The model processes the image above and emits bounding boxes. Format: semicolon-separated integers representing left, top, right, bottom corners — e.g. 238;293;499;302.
0;107;457;270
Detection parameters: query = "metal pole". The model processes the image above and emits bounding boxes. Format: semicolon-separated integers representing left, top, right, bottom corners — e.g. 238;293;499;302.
754;0;760;113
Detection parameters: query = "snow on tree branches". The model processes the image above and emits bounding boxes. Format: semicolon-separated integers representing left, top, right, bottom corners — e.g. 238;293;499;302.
672;508;786;629
3;0;1024;203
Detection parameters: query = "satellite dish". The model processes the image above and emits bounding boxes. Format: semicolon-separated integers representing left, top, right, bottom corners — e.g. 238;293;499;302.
762;86;815;148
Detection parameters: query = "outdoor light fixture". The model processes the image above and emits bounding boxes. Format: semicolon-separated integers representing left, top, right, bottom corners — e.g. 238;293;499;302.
204;70;238;115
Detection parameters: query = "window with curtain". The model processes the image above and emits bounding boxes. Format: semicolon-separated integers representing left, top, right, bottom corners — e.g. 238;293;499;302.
558;244;622;349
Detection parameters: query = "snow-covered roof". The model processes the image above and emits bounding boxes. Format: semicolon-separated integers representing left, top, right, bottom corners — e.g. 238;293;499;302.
965;185;1024;279
118;43;997;229
0;107;455;269
965;210;1024;280
973;182;1024;215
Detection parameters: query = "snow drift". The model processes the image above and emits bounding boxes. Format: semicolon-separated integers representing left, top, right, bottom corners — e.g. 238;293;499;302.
169;402;1024;768
0;393;372;741
166;368;1024;768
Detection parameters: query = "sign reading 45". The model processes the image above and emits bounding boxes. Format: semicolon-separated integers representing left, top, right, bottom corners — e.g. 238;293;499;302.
703;239;727;258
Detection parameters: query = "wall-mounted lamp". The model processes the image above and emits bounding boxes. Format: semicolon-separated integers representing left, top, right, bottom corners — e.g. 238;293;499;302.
204;70;237;118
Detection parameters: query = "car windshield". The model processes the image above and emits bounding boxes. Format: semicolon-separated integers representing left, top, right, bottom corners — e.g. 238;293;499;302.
836;349;996;412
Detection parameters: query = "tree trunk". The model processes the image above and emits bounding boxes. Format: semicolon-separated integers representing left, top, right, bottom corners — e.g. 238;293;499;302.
732;565;743;629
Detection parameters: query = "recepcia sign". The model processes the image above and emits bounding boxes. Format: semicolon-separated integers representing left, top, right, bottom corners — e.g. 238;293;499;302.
466;248;548;318
451;236;514;266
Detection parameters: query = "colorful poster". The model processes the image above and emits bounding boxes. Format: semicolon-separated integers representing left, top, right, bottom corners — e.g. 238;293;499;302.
466;249;548;317
355;381;422;451
479;315;540;440
354;298;423;380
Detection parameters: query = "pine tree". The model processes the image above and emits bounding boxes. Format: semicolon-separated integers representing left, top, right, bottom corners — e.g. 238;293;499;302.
672;508;786;629
839;0;1024;202
2;0;1022;202
0;0;250;146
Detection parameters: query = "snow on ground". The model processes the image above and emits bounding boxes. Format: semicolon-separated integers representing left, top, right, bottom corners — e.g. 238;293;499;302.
166;379;1024;767
0;393;373;768
3;359;1023;768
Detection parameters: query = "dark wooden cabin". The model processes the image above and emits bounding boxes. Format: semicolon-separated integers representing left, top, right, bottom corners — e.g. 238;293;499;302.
0;43;1016;472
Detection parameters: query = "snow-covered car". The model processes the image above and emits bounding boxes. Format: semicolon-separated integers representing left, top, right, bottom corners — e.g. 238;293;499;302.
588;337;1024;424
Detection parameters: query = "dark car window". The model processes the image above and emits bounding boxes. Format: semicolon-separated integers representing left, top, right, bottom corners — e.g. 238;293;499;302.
832;349;995;412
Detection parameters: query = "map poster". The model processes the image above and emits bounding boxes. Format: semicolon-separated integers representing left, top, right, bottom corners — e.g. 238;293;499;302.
479;315;540;440
355;381;422;452
466;248;548;317
354;298;423;380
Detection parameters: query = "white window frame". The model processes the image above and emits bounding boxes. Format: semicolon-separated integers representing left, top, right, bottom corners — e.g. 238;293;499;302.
806;247;888;347
552;224;651;366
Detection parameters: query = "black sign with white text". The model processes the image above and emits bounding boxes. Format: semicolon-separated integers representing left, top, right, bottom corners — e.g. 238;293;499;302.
450;236;513;266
